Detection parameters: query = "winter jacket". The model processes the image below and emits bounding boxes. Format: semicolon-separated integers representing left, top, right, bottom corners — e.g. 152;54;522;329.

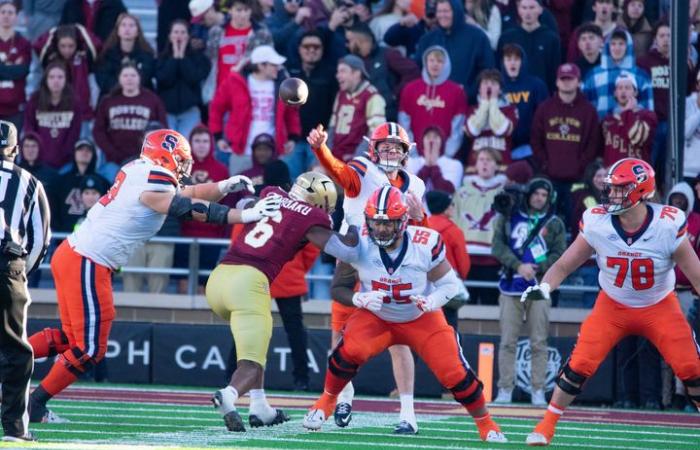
500;44;549;148
398;45;466;157
497;24;562;93
582;30;654;118
668;182;700;291
531;90;601;182
51;155;107;232
208;71;302;155
23;97;82;169
96;45;156;96
0;32;31;116
601;106;657;167
617;15;653;59
637;48;670;122
384;18;432;60
415;0;494;99
155;48;211;114
427;214;471;279
685;93;700;178
266;0;304;55
60;0;127;42
270;243;320;298
575;53;602;81
17;131;59;192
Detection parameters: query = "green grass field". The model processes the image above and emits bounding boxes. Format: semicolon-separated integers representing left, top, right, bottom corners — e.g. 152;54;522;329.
3;385;698;450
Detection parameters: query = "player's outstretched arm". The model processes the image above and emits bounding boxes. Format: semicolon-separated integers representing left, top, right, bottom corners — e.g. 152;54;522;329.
306;224;360;263
307;124;362;197
330;261;358;307
180;175;255;202
673;238;700;293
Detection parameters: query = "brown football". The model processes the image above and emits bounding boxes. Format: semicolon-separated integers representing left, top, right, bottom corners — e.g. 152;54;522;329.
279;77;309;106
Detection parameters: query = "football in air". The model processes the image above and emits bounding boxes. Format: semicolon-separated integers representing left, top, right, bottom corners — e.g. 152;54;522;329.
279;77;309;106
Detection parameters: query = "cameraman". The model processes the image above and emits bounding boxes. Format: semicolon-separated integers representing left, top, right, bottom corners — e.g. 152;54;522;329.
491;177;566;407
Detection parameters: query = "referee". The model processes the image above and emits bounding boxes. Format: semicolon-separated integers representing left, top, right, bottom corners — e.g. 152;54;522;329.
0;120;51;442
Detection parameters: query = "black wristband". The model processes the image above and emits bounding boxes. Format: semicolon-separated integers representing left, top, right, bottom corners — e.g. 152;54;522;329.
207;202;230;224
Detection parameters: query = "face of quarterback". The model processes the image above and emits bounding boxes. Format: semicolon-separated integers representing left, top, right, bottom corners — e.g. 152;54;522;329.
376;140;405;171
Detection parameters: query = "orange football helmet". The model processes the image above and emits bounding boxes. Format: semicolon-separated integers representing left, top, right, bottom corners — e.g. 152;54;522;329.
364;186;408;247
140;129;193;185
368;122;412;172
602;158;655;215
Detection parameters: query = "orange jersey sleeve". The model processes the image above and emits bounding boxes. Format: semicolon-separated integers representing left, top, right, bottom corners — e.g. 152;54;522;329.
312;144;362;197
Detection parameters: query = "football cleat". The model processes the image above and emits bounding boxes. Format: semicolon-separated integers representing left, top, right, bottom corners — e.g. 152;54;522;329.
393;420;418;435
2;431;36;442
333;402;352;427
212;390;245;432
526;431;550;446
249;409;290;428
303;408;327;431
485;430;509;443
29;397;69;424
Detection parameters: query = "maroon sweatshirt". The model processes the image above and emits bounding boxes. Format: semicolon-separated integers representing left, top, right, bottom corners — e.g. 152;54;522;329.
0;32;31;116
23;97;82;169
93;89;167;164
637;49;669;122
601;107;657;167
531;90;601;182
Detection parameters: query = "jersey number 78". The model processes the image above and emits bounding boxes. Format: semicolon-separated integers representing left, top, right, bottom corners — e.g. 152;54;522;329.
606;257;654;290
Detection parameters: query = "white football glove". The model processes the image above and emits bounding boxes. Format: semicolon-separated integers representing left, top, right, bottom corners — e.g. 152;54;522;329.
240;194;282;223
218;175;255;194
520;282;551;303
352;291;384;312
410;294;438;312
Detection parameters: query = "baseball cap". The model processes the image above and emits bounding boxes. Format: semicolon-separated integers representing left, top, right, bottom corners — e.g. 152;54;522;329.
189;0;213;23
250;45;286;65
0;120;17;150
615;71;638;90
252;133;275;151
80;174;109;195
74;139;96;152
339;54;369;79
557;63;581;80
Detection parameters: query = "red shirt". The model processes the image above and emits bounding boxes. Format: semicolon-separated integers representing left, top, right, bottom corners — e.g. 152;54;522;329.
427;215;471;279
601;108;658;167
217;25;251;87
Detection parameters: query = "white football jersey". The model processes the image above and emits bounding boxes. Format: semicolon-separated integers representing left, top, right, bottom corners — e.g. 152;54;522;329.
341;156;426;229
580;203;687;308
347;225;446;323
68;159;177;269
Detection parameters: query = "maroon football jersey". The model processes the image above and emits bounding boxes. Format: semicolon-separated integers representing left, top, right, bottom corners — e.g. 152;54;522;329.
221;186;332;281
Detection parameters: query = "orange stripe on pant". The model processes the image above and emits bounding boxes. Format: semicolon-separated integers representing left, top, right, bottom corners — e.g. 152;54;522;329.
570;290;700;382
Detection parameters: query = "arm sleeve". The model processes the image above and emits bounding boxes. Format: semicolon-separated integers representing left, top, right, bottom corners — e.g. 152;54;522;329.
311;144;362;197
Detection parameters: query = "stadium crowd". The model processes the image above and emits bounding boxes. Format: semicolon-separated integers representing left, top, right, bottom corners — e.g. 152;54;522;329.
2;0;699;411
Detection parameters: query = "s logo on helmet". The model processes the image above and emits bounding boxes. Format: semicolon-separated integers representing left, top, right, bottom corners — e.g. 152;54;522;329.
632;164;647;183
161;134;178;152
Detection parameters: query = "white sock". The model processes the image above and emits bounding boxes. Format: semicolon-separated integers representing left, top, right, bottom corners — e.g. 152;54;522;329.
399;394;417;429
337;381;354;406
218;386;238;414
249;389;276;422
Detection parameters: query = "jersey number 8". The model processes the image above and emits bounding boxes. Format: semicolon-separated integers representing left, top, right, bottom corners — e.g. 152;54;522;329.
244;212;283;248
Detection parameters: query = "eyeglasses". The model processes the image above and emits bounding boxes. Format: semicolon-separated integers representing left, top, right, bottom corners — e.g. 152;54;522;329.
301;43;322;51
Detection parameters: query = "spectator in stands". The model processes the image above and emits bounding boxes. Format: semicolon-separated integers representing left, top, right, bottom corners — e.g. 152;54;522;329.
546;0;575;54
96;13;156;96
156;0;191;53
492;176;565;406
415;0;494;99
93;62;168;178
18;132;58;194
583;29;654;117
465;0;502;50
407;126;462;192
23;61;82;170
240;133;277;188
22;0;67;42
464;69;518;164
369;0;412;46
50;139;108;232
216;0;259;87
398;45;466;158
74;173;109;229
266;0;312;54
684;71;700;180
426;189;470;329
156;19;211;139
327;54;386;160
383;0;438;59
453;148;508;304
573;23;604;79
0;0;31;131
345;22;419;122
497;0;561;92
34;24;100;133
618;0;653;58
601;72;657;167
60;0;127;43
498;0;560;33
567;0;616;62
209;44;301;175
531;63;600;229
189;0;227;106
500;43;548;160
285;30;338;178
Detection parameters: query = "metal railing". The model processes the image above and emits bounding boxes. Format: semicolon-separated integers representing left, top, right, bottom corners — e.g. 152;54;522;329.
39;233;600;297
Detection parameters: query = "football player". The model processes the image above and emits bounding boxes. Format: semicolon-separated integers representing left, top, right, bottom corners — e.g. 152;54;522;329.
206;172;361;432
26;129;280;422
308;122;425;433
302;186;507;443
522;159;700;446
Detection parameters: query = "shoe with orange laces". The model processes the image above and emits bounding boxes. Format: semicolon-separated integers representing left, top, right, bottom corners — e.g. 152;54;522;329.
303;393;337;431
526;420;555;446
474;415;508;443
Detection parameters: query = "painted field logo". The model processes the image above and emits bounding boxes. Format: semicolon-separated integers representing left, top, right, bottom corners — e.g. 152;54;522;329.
515;339;562;393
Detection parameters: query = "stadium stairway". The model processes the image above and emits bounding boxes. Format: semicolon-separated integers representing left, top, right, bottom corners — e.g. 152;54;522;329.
125;0;159;49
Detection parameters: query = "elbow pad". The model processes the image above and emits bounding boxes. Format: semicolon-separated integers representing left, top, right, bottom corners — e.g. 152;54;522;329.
428;269;462;309
324;234;359;263
168;195;195;219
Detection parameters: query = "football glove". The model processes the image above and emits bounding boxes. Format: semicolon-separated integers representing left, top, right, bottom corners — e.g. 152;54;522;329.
240;194;282;223
352;291;384;312
411;294;438;312
520;282;551;303
218;175;255;194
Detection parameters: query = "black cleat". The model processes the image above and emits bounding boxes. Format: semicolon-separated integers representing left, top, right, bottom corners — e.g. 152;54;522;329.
28;396;47;423
2;431;37;442
212;391;246;432
393;420;418;435
334;402;352;427
249;409;290;428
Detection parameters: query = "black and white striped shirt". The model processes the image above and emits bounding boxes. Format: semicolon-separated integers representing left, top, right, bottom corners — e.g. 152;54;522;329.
0;160;51;273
